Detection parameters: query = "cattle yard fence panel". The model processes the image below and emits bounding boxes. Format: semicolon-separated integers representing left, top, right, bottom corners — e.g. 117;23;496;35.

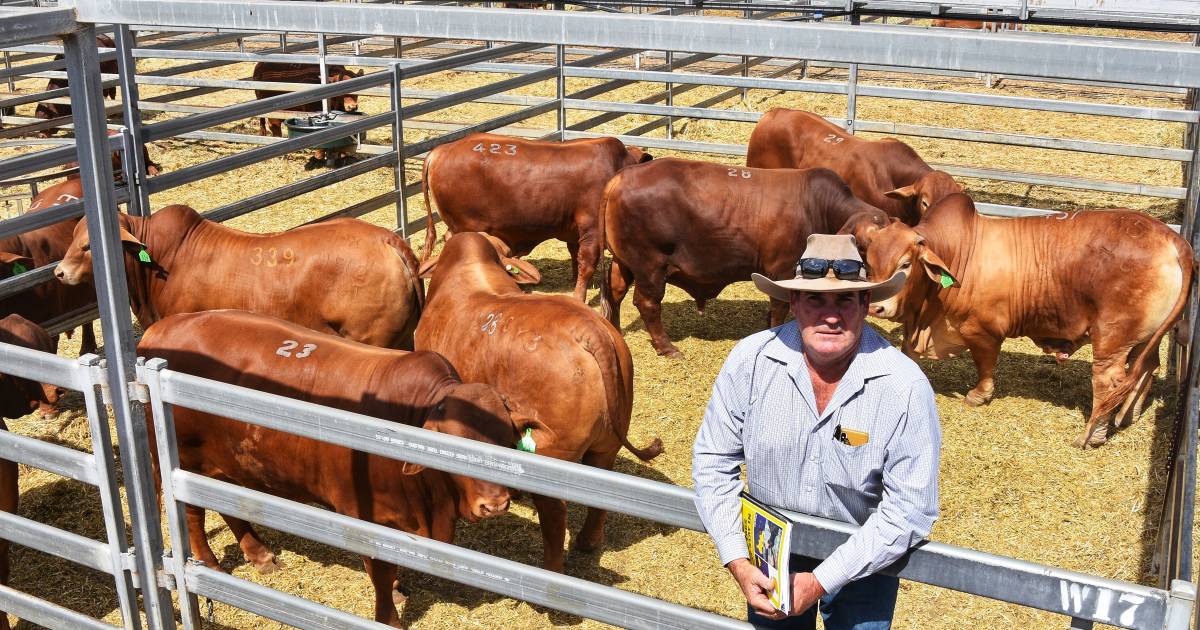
0;1;1196;629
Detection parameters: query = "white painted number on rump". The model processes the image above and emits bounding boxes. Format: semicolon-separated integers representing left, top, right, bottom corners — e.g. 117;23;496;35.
473;142;517;156
276;340;317;358
727;168;751;179
824;134;845;144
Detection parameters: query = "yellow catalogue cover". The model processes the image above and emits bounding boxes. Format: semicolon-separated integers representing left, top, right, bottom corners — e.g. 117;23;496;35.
740;491;793;613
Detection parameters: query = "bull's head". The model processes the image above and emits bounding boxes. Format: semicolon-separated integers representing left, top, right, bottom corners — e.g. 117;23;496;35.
331;68;365;114
623;146;654;168
838;213;956;320
417;232;542;286
418;382;550;522
0;253;34;280
56;217;148;286
0;316;58;419
884;170;962;223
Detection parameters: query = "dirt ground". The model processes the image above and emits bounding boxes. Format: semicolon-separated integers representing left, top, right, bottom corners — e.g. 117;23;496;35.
0;18;1195;630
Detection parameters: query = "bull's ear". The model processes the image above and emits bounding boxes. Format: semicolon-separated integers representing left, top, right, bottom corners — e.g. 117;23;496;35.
417;257;438;279
500;395;555;447
501;257;541;285
0;253;34;277
884;185;917;200
919;246;957;288
355;68;365;77
119;226;145;248
639;151;654;163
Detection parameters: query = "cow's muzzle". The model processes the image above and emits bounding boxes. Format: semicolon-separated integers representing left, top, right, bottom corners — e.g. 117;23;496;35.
473;497;510;520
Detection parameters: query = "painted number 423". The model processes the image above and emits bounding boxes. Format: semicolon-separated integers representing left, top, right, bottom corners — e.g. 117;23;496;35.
474;142;517;155
276;340;317;358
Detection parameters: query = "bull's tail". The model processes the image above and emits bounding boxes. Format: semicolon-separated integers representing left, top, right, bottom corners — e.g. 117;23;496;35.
1093;241;1194;421
586;325;663;462
596;175;622;322
420;150;438;262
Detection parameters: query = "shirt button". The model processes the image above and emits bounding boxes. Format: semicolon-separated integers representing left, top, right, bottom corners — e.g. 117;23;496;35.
811;456;821;463
805;486;813;493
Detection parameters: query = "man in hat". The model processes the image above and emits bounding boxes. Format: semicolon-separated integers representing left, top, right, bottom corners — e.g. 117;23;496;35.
692;233;941;629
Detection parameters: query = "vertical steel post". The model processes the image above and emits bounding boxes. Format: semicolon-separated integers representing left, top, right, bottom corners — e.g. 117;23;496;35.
391;63;409;239
846;63;858;135
741;4;750;102
556;44;566;141
80;354;141;630
665;8;675;139
140;359;203;630
115;26;151;216
63;26;176;630
319;33;330;114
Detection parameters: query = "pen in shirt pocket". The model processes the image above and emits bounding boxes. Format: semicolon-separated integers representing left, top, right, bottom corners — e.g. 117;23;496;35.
833;424;869;447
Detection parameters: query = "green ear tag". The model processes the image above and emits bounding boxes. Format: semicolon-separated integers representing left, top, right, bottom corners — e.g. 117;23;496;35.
939;271;955;289
10;262;25;275
138;249;152;264
505;264;521;276
516;428;536;453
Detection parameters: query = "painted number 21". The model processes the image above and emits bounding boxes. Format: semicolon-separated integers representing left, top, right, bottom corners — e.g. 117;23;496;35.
473;142;517;155
276;340;317;358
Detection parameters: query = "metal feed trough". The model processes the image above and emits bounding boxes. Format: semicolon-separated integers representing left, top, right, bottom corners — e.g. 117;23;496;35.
0;0;1197;628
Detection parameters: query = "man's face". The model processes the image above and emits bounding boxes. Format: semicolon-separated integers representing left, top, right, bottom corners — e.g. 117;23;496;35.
790;290;869;367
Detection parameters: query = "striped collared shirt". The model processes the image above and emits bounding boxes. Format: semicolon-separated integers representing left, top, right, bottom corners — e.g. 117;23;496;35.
692;322;941;594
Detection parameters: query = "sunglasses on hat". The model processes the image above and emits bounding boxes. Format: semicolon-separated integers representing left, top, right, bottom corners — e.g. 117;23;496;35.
798;258;864;281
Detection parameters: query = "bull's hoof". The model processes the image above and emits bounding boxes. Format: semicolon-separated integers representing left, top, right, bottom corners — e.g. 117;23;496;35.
1072;430;1109;449
251;555;283;575
658;347;685;360
38;403;61;420
391;587;408;608
334;155;360;168
963;389;993;407
573;533;604;553
303;157;324;171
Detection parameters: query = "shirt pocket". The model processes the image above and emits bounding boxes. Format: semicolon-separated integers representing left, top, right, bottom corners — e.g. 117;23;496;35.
825;441;882;493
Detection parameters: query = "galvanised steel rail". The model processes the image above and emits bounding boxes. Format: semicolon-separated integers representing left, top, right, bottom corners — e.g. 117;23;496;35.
140;362;1196;630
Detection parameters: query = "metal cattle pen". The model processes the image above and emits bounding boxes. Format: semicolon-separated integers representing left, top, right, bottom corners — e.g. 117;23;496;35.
0;0;1195;628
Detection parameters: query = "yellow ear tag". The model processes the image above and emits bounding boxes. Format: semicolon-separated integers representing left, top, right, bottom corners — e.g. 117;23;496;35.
516;428;536;453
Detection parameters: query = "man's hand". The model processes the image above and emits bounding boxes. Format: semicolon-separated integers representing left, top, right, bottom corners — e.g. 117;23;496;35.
726;558;783;619
789;572;825;615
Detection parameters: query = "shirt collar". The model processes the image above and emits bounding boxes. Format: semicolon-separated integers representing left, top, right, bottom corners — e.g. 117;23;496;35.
763;323;896;422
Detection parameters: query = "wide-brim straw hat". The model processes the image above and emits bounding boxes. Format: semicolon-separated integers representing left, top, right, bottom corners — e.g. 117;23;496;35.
751;234;907;302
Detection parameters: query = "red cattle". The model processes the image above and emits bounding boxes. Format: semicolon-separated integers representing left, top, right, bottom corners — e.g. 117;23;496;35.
746;108;962;225
138;310;531;626
0;313;59;629
0;143;160;367
600;158;889;358
251;62;364;166
414;232;663;572
34;34;119;138
841;194;1193;448
55;204;424;349
421;133;652;301
931;19;1024;31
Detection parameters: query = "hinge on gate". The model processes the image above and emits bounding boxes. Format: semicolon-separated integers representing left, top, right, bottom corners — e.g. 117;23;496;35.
100;381;113;406
120;551;141;588
156;567;177;590
130;381;150;403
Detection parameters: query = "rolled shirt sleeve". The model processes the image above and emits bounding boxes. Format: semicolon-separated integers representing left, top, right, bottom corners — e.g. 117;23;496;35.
692;349;754;567
812;378;941;594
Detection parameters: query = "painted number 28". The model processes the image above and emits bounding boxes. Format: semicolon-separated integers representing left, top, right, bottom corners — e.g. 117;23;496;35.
727;168;751;179
276;340;317;358
473;142;517;155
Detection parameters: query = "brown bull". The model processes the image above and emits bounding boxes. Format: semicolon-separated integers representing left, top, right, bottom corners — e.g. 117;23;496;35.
34;34;118;138
138;310;530;626
421;133;652;301
0;146;161;379
55;204;423;349
841;194;1193;448
0;314;59;630
251;62;363;165
746;108;962;225
600;158;889;358
414;232;663;572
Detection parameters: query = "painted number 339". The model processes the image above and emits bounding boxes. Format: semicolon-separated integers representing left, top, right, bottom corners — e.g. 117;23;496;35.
474;142;517;155
276;340;317;358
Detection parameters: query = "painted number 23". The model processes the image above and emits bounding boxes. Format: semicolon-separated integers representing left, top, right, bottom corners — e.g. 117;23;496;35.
276;340;317;358
474;142;517;155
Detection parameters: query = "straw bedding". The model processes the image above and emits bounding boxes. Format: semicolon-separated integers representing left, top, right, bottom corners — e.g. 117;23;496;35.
0;24;1194;629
